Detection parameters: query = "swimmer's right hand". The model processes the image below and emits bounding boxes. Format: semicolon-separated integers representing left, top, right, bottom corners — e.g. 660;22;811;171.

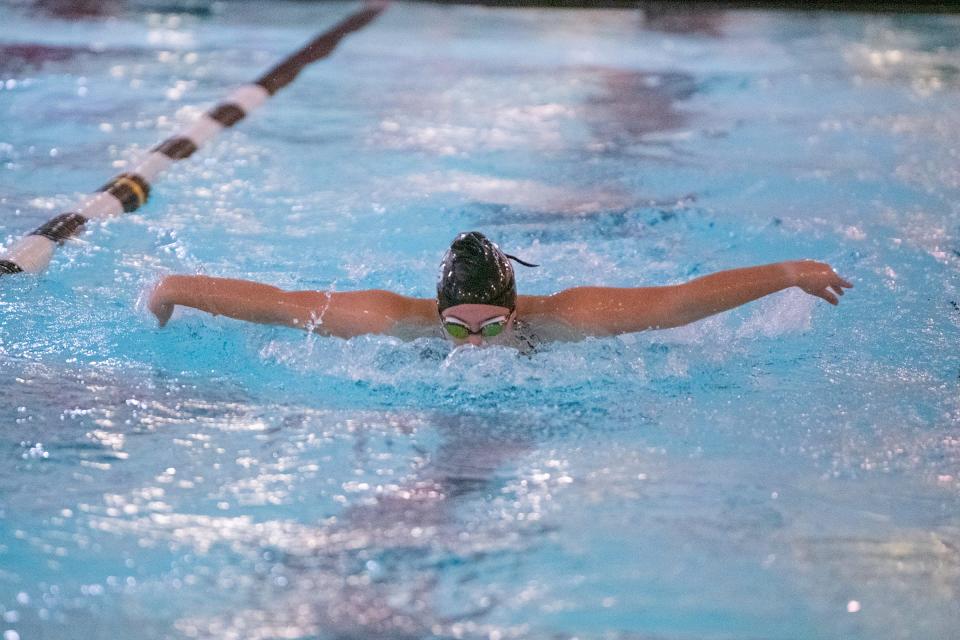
148;279;174;327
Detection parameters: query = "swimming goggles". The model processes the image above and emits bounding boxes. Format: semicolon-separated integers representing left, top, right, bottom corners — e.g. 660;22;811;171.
442;315;509;340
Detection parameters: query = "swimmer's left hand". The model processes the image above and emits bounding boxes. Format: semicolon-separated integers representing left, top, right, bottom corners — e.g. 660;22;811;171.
148;278;174;327
787;260;853;305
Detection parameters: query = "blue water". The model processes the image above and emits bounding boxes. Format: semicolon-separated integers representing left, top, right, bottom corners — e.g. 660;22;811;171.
2;2;959;638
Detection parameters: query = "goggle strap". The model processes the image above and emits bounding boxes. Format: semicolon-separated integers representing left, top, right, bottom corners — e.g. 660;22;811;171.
504;253;539;268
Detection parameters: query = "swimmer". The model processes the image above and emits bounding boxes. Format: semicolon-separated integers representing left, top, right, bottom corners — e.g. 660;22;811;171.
148;231;852;347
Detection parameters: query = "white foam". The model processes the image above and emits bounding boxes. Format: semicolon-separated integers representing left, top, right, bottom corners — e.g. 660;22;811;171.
407;171;633;215
736;289;814;339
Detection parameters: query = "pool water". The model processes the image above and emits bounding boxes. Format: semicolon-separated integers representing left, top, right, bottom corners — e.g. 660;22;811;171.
2;2;959;638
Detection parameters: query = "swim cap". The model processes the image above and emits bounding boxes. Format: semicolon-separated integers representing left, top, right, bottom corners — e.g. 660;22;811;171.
437;231;516;314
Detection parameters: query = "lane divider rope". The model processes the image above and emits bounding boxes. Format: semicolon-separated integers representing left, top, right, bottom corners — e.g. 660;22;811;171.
0;1;386;278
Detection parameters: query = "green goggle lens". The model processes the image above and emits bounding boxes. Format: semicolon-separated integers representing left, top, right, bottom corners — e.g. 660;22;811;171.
443;322;470;339
480;321;506;338
443;319;507;339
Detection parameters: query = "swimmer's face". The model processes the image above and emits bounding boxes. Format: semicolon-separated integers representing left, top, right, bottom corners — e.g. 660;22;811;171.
440;303;515;347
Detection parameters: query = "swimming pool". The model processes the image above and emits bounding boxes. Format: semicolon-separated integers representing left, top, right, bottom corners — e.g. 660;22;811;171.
2;1;959;638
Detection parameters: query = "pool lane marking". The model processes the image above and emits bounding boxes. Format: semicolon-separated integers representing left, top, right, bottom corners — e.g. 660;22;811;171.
100;173;151;212
0;1;387;277
0;260;23;275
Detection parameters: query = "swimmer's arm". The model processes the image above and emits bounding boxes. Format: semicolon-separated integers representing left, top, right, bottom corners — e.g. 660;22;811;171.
519;260;852;336
148;275;437;338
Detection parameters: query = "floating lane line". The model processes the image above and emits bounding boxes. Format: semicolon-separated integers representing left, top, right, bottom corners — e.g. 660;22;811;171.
0;1;387;278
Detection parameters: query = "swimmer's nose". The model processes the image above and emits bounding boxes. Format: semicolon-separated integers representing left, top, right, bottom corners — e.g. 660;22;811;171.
467;334;483;346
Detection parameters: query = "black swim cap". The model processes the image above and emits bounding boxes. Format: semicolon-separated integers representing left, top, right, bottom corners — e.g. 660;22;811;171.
437;231;516;314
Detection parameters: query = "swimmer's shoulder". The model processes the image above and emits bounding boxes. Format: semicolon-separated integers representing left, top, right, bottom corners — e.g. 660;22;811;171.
381;292;437;338
304;290;435;339
386;292;436;320
516;293;551;314
516;293;587;342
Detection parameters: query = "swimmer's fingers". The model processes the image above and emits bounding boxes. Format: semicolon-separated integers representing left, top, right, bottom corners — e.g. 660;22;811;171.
830;273;853;292
147;287;174;327
151;301;173;327
828;273;853;299
812;287;839;305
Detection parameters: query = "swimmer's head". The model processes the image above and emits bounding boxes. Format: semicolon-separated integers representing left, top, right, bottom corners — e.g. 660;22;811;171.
437;231;516;314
